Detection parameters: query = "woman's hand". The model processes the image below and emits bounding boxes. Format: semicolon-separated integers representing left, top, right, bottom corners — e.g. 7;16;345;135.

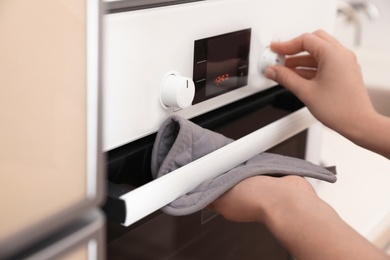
265;30;390;159
209;175;390;260
265;30;375;137
209;175;316;223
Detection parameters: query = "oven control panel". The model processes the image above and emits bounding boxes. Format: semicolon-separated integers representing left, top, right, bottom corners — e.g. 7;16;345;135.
192;29;251;104
104;0;337;151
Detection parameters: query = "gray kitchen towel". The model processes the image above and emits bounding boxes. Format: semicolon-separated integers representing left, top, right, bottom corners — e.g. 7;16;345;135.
151;115;337;216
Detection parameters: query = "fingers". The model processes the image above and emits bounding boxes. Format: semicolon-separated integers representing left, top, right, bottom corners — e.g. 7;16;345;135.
293;68;317;80
264;65;311;102
264;30;341;104
313;30;342;46
270;30;332;62
285;55;318;79
285;54;318;68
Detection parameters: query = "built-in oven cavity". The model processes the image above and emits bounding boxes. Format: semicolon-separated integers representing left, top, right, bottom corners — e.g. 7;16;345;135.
193;29;251;104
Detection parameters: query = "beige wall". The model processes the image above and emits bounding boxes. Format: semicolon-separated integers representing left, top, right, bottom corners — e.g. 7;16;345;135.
0;0;87;242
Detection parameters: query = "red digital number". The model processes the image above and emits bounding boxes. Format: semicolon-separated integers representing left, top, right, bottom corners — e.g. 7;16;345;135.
215;73;229;86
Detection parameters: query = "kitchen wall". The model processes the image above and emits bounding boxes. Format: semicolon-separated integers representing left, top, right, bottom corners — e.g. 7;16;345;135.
335;0;390;50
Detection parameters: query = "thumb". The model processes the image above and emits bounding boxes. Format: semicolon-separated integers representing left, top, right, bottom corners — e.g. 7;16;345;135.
264;66;310;101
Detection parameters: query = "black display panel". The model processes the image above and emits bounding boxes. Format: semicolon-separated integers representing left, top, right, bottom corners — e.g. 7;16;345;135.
193;29;251;104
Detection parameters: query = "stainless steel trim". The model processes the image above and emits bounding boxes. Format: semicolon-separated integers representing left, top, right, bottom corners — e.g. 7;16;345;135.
87;0;104;202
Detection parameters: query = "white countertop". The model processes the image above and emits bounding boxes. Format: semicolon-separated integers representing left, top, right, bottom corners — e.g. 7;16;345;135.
315;127;390;237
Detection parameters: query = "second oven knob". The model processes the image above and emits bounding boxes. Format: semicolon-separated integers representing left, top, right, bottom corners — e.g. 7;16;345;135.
259;45;285;74
160;72;195;109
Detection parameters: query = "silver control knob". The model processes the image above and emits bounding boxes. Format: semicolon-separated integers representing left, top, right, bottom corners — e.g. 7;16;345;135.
259;45;285;74
160;72;195;109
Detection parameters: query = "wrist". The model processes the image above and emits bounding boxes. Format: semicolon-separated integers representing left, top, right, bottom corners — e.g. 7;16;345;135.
259;177;325;229
346;109;378;145
346;110;390;159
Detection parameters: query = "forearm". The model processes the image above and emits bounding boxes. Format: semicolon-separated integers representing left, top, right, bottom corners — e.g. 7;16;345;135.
263;196;389;260
349;112;390;160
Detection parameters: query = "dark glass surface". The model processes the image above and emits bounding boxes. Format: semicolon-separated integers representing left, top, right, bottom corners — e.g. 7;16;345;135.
107;211;291;259
193;29;251;104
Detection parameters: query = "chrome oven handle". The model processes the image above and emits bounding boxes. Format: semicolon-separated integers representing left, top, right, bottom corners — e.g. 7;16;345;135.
118;107;316;226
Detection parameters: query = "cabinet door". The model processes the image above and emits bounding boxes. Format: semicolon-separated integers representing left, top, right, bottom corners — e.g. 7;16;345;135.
0;0;103;257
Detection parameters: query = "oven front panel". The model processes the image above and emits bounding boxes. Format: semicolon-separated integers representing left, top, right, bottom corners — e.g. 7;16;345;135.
103;0;337;151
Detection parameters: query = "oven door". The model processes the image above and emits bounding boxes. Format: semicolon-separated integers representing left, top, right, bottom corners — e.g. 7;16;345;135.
103;85;314;259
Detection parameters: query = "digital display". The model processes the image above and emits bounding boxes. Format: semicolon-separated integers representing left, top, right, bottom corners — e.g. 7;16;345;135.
193;29;251;104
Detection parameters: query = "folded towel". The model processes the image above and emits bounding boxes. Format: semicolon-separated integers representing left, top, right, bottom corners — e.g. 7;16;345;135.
151;115;336;216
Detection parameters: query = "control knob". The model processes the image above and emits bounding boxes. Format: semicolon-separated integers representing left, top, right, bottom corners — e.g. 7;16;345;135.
259;45;285;74
160;72;195;109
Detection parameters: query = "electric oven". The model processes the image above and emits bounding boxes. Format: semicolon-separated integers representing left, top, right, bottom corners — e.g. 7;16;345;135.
102;0;337;258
